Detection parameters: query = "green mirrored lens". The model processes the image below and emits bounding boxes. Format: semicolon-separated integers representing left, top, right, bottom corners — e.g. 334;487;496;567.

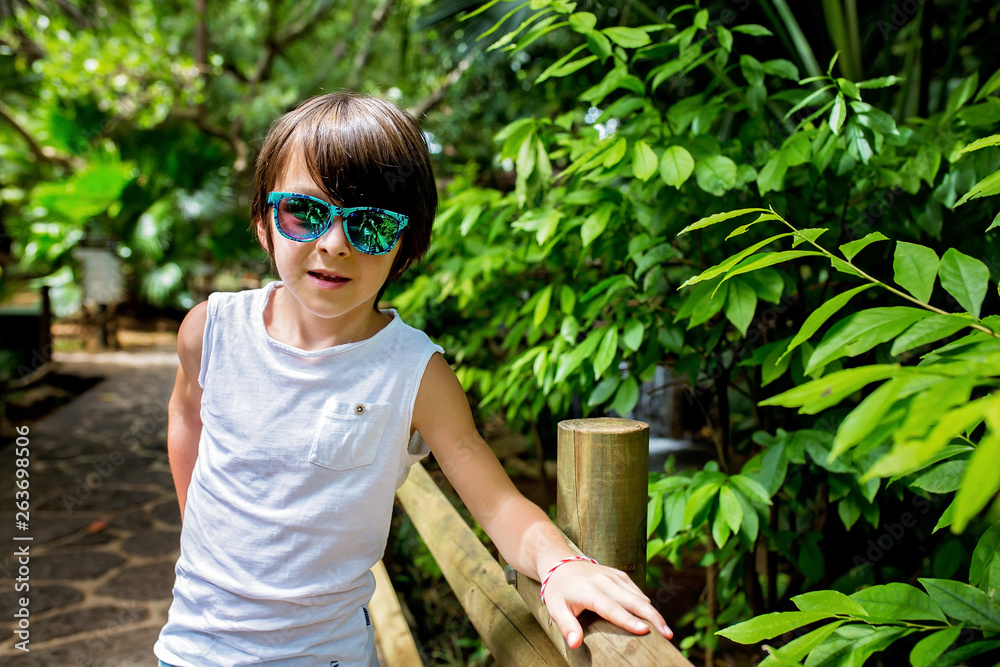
344;210;401;254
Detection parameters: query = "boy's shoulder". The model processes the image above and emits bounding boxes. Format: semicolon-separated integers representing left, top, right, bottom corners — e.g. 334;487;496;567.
204;285;269;316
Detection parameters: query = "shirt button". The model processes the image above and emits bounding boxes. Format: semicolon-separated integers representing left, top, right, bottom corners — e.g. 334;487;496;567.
354;404;366;415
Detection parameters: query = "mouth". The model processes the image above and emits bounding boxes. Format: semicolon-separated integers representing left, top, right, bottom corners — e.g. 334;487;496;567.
308;270;350;284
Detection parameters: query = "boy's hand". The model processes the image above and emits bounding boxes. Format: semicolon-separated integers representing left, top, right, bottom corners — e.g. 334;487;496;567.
541;560;673;649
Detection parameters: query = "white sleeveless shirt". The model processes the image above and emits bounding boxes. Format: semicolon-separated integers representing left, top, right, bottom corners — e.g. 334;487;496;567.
155;281;443;666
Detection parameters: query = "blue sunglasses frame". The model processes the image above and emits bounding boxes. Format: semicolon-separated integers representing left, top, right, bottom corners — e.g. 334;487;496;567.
267;192;409;255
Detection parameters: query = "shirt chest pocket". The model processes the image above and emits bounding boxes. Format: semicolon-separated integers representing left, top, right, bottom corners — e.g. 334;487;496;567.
309;399;391;470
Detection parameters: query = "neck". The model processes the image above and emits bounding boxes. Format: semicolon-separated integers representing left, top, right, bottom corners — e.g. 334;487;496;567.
263;283;391;350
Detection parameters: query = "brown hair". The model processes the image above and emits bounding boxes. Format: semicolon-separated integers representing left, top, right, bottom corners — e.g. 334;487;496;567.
250;91;437;293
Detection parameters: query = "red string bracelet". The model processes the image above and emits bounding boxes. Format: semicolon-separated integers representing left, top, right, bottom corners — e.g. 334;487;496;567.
539;556;599;604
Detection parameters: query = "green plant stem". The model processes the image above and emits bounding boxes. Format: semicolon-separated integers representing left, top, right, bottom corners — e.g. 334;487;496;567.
768;0;823;80
770;210;1000;339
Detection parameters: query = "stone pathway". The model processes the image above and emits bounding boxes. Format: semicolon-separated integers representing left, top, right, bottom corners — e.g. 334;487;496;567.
0;350;180;666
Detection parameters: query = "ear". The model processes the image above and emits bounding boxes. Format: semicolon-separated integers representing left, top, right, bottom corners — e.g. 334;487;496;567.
254;217;271;253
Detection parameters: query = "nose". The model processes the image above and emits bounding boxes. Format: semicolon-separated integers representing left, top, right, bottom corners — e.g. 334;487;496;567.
315;217;352;257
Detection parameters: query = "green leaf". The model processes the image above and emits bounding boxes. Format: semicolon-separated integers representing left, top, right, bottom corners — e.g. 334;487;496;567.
762;338;793;386
869;397;998;479
680;233;792;288
567;12;597;32
969;521;1000;588
938;248;990;318
779;284;874;363
647;491;663;538
987;211;1000;233
723;280;758;336
633;140;658;181
911;460;967;494
659;145;695;188
890;314;973;356
830;376;905;459
585;29;612;63
731;24;773;37
761;622;845;667
560;285;576;314
581;203;614;247
953;433;1000;532
731;474;773;506
806;308;932;374
761;365;899;414
805;624;910;666
587;375;620;406
622;319;644;352
757;153;788;195
792;591;868;617
919;578;1000;631
910;627;962;667
850;582;947;623
694;155;738;196
602;137;627;167
581;274;635;302
678;207;770;235
829;92;847;135
718;251;824;290
784;84;835;120
684;483;720;527
727;213;782;240
893;242;940;303
957;134;1000;155
609;375;640;416
955;169;1000;207
712;512;731;549
716;611;833;644
533;285;553;328
839;231;888;260
845;123;873;164
593;325;619;377
717;25;733;52
734;489;760;543
976;67;1000;102
535;46;596;84
857;75;903;89
945;73;979;118
761;59;799;80
718;486;744;534
602;26;651;48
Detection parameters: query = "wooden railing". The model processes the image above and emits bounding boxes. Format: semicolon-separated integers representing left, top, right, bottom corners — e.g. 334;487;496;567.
370;418;694;666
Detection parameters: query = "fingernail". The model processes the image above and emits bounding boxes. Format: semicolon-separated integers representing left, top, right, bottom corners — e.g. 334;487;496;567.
568;631;579;645
662;623;673;637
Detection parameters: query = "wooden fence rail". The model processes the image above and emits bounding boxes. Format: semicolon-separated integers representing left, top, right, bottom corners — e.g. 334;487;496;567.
372;418;693;667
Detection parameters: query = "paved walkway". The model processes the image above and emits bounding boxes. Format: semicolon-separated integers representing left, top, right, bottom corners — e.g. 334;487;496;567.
0;350;180;665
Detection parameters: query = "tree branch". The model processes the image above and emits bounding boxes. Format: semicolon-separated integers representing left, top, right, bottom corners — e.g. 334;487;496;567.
194;0;207;68
408;56;473;118
0;99;77;169
347;0;397;88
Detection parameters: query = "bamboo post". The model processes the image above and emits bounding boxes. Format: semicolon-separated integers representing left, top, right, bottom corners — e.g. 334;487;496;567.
557;418;649;588
369;560;423;667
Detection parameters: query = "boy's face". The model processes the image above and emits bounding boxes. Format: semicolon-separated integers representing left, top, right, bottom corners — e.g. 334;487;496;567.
259;147;400;330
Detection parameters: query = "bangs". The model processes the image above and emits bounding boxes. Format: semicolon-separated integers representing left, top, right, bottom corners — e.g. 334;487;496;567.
286;97;423;214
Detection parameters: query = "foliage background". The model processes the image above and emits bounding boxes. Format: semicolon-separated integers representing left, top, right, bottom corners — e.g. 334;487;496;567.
3;0;1000;665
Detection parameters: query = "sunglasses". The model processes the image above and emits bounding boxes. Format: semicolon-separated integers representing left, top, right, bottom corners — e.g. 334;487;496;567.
267;192;409;256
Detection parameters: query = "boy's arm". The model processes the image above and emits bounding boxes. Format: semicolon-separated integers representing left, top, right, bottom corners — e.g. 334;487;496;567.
412;353;671;649
168;301;208;521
